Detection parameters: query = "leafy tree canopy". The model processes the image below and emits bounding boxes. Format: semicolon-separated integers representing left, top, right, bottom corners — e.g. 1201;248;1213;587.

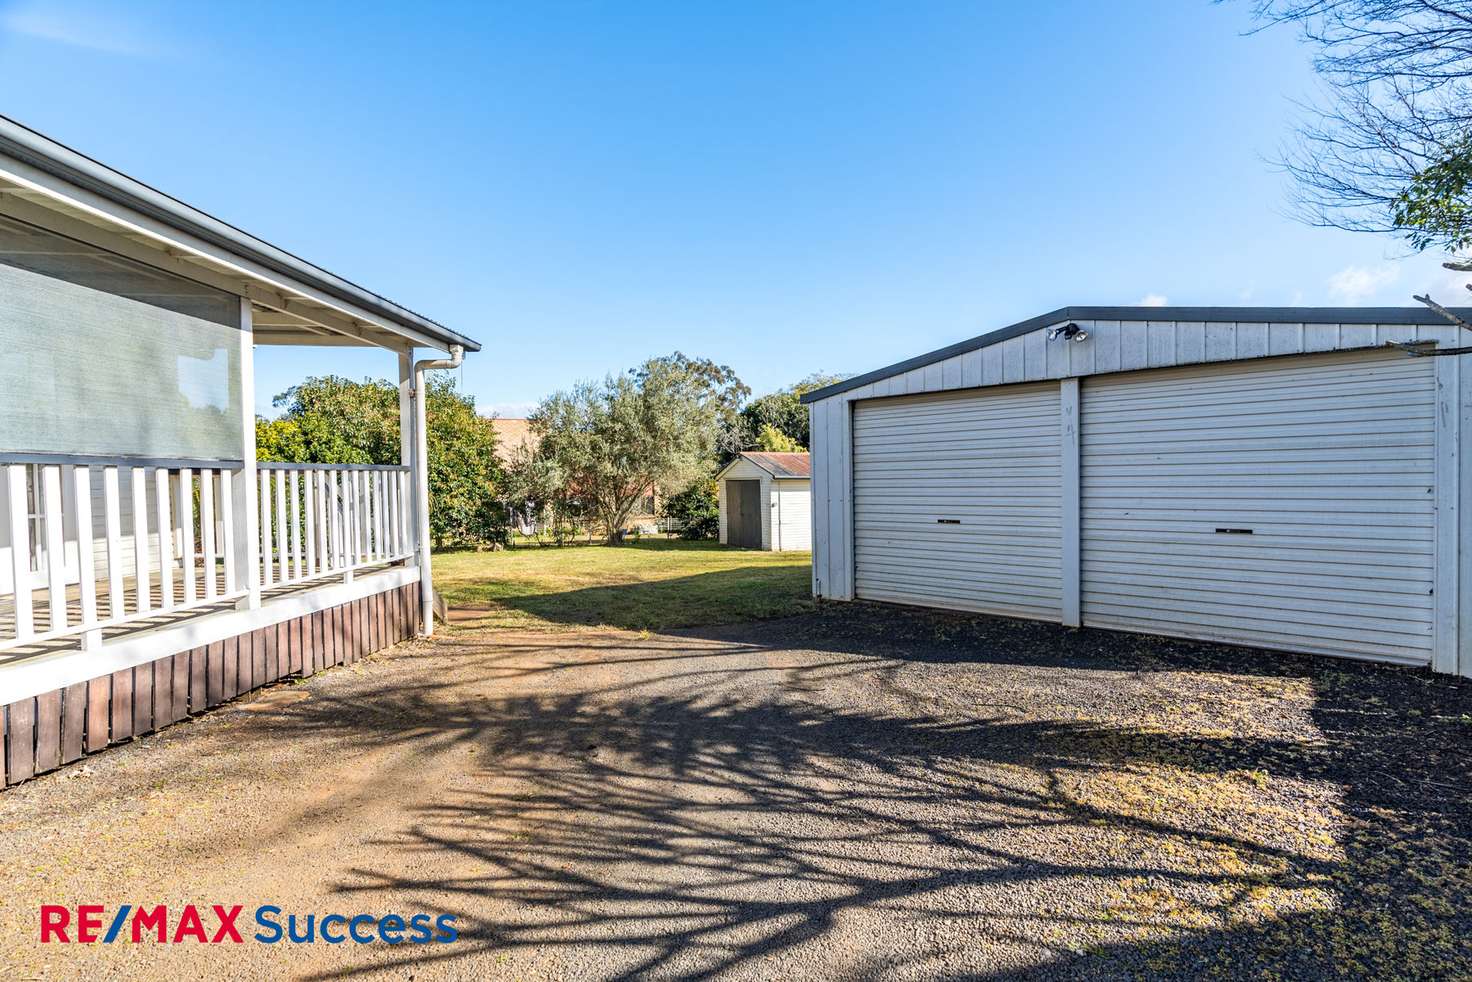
739;373;845;452
533;352;746;543
754;423;804;452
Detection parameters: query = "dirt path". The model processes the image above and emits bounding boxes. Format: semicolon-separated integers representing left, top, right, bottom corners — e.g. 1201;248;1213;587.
2;606;1470;980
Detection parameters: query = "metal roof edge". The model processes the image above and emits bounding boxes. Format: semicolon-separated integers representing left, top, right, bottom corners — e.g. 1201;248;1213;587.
799;305;1472;404
0;114;480;352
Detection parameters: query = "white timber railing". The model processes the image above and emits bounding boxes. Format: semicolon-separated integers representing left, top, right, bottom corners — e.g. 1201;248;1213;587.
256;463;413;590
0;456;413;653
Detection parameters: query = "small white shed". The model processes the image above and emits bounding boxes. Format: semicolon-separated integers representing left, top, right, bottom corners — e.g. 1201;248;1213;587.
802;305;1472;677
716;452;812;551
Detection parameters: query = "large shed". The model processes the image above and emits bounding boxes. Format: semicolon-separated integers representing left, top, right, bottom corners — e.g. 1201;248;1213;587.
802;306;1472;677
717;452;812;551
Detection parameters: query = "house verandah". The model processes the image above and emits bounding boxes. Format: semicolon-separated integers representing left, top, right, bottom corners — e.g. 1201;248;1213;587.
0;115;480;787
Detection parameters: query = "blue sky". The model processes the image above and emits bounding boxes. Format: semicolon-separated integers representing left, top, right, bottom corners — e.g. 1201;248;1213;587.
0;0;1458;417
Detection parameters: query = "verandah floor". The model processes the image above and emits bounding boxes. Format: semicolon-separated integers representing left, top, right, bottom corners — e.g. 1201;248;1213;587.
0;561;404;668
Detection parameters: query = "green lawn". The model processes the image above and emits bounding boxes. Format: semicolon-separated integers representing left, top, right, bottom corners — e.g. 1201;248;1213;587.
434;539;815;632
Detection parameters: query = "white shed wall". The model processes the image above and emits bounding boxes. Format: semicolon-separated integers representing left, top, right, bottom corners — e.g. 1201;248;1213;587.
772;479;811;551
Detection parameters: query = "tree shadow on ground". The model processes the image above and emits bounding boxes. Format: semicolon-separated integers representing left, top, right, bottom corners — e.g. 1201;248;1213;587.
272;606;1472;979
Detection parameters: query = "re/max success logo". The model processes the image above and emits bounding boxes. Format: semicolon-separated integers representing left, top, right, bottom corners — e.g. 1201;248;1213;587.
41;905;458;945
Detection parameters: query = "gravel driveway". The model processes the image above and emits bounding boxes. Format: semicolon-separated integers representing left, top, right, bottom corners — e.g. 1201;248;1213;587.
3;603;1470;980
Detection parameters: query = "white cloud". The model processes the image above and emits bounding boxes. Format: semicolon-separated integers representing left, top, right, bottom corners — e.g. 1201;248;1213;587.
1327;263;1399;304
0;2;165;56
1136;294;1168;307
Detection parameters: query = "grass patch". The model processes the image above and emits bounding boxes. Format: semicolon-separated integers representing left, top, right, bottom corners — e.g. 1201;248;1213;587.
434;539;814;632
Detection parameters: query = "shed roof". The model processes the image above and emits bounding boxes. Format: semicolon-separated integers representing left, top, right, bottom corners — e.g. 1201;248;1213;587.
0;114;478;353
800;305;1472;404
728;451;811;479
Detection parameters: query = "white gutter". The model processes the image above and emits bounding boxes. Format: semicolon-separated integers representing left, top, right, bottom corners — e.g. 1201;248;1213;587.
411;345;464;635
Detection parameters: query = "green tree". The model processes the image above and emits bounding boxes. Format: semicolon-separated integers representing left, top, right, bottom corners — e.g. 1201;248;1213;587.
257;373;506;548
533;353;745;544
660;479;719;540
754;422;804;452
738;373;844;451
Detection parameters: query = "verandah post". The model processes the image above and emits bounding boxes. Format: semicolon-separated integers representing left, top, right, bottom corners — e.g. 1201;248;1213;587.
398;350;426;635
233;297;262;610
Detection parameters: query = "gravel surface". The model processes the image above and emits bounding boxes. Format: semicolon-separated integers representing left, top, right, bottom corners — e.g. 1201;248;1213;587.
2;602;1471;980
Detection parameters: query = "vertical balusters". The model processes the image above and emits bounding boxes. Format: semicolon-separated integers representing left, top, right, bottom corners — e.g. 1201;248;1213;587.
337;470;350;570
72;466;100;647
399;470;411;557
102;466;123;621
179;469;196;605
200;469;217;600
349;469;360;569
259;468;274;590
374;471;386;561
220;469;236;595
303;469;316;579
315;470;328;573
273;467;287;583
39;465;66;631
386;469;399;556
331;470;344;570
6;464;32;640
288;470;301;583
155;468;174;610
130;466;150;615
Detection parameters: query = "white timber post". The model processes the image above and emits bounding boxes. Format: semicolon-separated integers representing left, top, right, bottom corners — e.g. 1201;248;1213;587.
400;351;429;638
234;297;262;609
1434;354;1459;675
1060;377;1081;628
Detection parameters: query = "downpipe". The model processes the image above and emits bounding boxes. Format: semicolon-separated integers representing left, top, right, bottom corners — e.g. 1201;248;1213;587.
411;344;463;636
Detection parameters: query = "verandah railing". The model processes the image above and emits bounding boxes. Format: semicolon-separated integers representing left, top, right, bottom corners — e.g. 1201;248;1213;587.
0;457;412;652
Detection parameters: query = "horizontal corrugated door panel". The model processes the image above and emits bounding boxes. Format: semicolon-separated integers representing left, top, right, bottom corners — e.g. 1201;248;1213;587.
853;382;1062;620
1080;349;1435;665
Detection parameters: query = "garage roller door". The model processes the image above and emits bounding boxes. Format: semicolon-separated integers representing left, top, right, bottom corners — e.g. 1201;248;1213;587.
852;382;1062;620
1080;350;1436;664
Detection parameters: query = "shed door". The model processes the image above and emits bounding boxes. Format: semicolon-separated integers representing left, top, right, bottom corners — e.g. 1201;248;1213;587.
1080;349;1436;665
852;382;1063;619
727;479;763;548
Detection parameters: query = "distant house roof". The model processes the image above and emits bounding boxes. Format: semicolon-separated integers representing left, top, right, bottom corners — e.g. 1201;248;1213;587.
489;418;539;464
729;451;811;480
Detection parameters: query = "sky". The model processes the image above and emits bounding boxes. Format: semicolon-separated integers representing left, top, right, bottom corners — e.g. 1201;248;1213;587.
0;0;1460;418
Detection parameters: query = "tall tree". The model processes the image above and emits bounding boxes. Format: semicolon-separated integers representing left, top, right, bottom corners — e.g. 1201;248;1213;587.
533;353;745;543
1248;1;1472;256
258;373;506;547
739;373;845;451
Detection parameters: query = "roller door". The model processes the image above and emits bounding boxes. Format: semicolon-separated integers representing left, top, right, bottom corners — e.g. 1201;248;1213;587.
1080;350;1436;664
852;382;1062;620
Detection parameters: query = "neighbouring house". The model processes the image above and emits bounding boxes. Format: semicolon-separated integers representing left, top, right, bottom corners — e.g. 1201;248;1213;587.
0;115;480;787
488;417;538;465
802;306;1472;677
717;452;811;551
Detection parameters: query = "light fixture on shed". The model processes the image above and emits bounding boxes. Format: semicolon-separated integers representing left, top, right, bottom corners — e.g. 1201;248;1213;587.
1047;322;1089;343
